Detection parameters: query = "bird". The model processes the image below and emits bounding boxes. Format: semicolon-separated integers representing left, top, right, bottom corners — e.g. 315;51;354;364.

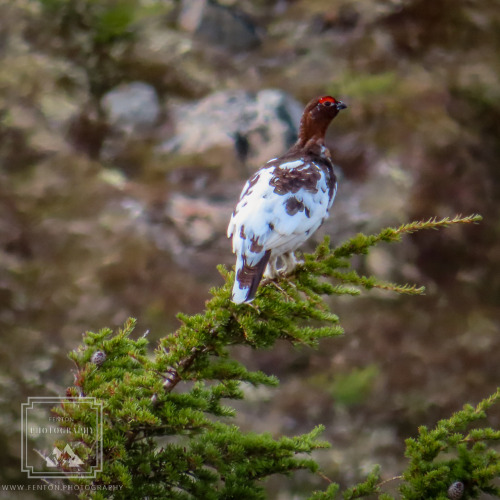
227;95;347;304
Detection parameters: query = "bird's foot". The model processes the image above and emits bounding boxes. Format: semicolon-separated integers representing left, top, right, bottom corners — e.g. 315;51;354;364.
263;258;279;279
280;253;303;275
264;253;303;281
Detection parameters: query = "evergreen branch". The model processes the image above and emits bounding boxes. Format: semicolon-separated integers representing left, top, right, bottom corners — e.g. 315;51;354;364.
342;465;382;499
329;269;425;295
332;214;482;259
371;281;425;295
291;214;481;300
330;390;500;499
55;214;492;499
399;388;500;499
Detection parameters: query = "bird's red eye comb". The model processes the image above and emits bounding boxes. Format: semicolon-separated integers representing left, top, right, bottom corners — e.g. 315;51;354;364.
319;96;337;104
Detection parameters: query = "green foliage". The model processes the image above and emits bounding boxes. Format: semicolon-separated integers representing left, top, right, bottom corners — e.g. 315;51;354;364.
330;364;380;407
62;319;330;499
401;389;500;499
52;214;500;499
342;466;383;499
329;71;399;100
34;0;170;98
309;364;380;408
308;392;500;500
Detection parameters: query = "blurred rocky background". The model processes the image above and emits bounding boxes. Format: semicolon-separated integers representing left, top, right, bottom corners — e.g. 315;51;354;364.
0;0;499;497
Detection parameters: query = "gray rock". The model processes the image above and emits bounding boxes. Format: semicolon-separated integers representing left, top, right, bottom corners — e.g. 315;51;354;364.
166;193;232;248
158;89;303;171
179;0;260;52
101;82;161;134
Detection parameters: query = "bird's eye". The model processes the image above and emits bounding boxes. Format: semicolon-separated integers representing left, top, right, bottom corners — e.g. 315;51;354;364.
319;96;337;106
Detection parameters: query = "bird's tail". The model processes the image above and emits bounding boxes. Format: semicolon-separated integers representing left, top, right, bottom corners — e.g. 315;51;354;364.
232;250;271;304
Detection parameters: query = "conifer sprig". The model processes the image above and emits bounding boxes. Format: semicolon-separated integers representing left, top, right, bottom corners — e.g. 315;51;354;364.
400;388;500;500
331;214;482;260
287;215;481;300
307;391;500;500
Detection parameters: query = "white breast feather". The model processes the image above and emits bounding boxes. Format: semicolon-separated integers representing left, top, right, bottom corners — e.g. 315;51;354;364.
228;160;335;262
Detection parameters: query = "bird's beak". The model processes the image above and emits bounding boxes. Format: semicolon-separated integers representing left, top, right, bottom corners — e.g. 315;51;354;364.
336;101;347;111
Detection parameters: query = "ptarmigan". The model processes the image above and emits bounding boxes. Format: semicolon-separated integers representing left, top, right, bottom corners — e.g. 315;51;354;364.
228;95;347;304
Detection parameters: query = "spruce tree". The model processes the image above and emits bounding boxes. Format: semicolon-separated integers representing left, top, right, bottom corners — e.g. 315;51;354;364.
50;214;500;499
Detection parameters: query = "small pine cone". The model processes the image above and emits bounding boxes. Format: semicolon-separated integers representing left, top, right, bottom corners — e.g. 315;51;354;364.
91;350;107;366
447;481;464;500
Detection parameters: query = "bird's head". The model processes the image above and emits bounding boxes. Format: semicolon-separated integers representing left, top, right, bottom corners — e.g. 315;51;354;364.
298;95;347;147
311;96;347;117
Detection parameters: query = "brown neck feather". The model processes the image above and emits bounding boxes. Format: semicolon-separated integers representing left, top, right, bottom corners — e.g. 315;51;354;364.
296;109;337;150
